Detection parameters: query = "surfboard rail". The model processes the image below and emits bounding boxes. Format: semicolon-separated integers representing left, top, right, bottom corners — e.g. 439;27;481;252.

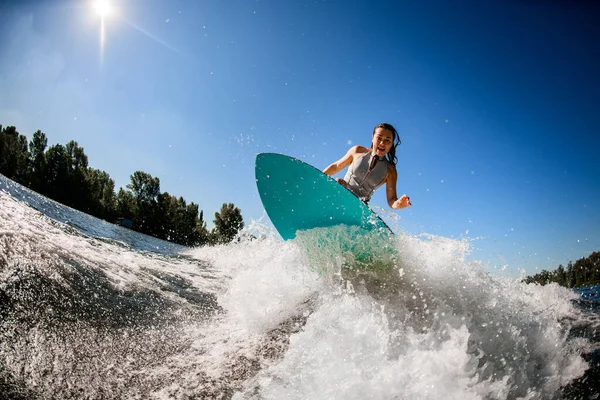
255;153;391;240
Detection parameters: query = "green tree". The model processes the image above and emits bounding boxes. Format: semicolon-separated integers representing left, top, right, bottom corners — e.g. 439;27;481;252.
525;252;600;288
180;201;204;246
64;140;89;210
127;171;160;203
566;262;575;288
44;144;70;203
155;192;177;240
127;171;160;234
212;203;244;244
86;168;116;219
115;187;136;220
28;130;48;191
0;125;30;183
555;264;566;287
155;193;210;246
196;210;211;246
65;140;88;170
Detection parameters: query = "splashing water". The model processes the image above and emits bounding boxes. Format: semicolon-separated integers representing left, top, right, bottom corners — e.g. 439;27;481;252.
0;176;596;399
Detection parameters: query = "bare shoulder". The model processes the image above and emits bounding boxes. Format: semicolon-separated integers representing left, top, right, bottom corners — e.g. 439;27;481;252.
349;145;369;155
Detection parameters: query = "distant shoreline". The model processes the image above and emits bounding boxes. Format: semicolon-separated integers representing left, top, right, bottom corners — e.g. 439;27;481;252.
523;251;600;289
0;124;244;247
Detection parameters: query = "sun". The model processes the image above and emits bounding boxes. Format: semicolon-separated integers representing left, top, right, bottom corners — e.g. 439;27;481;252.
93;0;112;18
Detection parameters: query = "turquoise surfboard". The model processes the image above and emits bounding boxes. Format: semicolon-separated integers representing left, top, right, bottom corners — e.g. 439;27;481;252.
255;153;392;240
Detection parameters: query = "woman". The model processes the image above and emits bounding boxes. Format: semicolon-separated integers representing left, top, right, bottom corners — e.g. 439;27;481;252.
323;122;412;209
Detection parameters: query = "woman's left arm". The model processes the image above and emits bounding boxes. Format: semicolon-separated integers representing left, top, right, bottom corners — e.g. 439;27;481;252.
386;166;411;209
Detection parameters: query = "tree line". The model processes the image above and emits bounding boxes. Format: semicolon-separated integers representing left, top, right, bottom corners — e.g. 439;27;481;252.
0;124;243;246
523;251;600;288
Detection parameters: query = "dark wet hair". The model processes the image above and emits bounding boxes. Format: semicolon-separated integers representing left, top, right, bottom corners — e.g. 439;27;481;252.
372;122;401;165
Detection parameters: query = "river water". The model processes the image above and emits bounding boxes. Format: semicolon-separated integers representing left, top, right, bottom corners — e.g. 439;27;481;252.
1;175;598;399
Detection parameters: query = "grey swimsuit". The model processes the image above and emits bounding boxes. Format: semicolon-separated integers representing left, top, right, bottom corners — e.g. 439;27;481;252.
343;152;389;203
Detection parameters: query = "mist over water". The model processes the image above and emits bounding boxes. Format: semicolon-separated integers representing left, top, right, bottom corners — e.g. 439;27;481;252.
1;176;598;399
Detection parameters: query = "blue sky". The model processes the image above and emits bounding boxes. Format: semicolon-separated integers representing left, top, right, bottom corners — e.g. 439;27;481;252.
1;0;599;276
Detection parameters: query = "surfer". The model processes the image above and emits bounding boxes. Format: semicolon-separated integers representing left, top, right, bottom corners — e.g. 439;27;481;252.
324;123;412;209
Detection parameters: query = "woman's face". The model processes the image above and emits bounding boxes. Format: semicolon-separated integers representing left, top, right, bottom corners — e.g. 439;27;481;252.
372;127;394;157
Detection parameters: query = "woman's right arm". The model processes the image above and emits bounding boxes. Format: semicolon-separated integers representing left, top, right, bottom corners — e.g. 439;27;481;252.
323;146;359;176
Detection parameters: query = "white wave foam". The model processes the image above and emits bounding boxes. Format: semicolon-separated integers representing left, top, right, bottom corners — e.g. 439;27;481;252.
1;190;592;399
220;225;590;399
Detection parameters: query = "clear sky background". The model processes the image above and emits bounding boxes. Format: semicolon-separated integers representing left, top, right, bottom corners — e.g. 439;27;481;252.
1;0;599;277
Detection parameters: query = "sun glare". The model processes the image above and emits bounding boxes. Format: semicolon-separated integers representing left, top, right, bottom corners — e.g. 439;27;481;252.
92;0;114;66
94;1;112;18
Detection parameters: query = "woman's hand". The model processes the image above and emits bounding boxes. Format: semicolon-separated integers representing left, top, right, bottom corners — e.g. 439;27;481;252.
392;194;411;209
336;178;348;188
